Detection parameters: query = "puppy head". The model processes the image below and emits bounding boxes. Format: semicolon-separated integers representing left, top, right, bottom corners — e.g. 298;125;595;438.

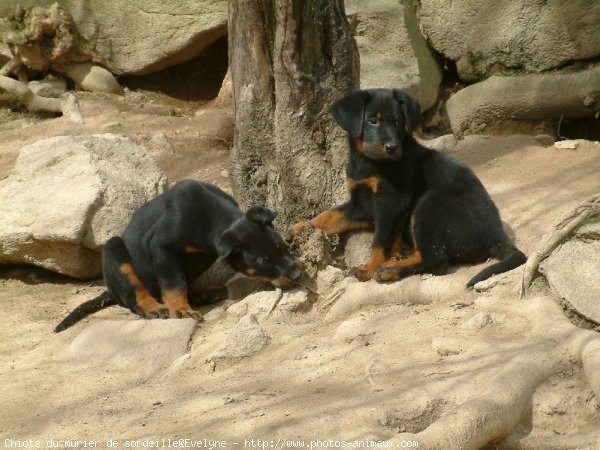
218;206;302;288
330;88;421;161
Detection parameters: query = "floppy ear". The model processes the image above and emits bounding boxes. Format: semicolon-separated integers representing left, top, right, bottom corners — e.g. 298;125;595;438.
330;90;371;138
393;90;421;133
217;228;240;259
246;205;276;226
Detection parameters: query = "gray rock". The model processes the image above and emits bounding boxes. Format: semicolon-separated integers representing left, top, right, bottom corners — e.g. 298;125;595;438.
534;134;555;148
431;337;465;356
344;231;373;269
418;0;600;81
193;258;236;290
214;68;232;109
0;134;167;278
69;319;197;375
62;62;123;94
446;66;600;135
227;288;310;317
225;273;267;300
555;140;581;150
207;314;270;369
539;239;600;324
346;0;442;110
28;77;67;98
0;1;227;76
335;316;376;343
277;289;311;313
463;313;505;330
316;266;347;295
202;307;227;323
418;134;458;153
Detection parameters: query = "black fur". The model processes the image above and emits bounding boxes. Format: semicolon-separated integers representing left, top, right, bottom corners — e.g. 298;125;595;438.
55;180;301;332
292;88;526;286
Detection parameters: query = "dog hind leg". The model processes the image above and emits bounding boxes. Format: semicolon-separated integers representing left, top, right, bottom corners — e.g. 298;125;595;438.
103;236;169;318
373;213;450;282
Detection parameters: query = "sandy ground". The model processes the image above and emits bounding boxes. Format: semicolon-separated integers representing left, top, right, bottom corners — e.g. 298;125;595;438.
0;93;599;448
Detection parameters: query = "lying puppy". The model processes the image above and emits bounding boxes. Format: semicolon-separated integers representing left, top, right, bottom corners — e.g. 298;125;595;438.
55;180;301;332
291;88;526;286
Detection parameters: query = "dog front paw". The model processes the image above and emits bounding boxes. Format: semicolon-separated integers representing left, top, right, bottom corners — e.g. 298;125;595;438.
353;264;374;282
170;307;202;321
373;266;401;282
286;221;312;241
140;306;170;319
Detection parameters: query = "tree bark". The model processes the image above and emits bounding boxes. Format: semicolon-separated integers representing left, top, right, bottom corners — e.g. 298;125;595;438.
228;0;359;228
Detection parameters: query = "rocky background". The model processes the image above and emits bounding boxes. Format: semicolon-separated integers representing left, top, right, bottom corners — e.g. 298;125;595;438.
0;1;599;448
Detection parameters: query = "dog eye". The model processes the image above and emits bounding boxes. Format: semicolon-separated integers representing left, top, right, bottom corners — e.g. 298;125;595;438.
367;117;378;125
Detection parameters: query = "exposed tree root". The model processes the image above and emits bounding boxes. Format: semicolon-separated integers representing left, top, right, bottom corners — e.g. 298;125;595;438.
384;297;600;449
570;328;600;399
388;344;560;449
324;273;471;322
61;62;123;95
495;431;600;450
0;3;122;118
521;193;600;297
0;74;83;123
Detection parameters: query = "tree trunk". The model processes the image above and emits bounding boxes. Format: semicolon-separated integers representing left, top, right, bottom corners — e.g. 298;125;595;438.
228;0;359;228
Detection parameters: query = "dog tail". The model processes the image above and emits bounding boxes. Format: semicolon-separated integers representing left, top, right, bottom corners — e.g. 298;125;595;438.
467;243;527;288
54;291;118;333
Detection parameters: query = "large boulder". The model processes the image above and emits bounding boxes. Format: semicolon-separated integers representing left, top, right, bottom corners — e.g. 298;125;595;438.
539;217;600;324
346;0;442;110
0;134;167;278
0;0;227;75
417;0;600;81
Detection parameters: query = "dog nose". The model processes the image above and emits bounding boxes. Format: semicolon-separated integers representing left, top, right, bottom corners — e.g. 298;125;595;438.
384;143;397;153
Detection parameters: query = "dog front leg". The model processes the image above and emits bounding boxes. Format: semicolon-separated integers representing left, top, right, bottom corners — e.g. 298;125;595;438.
149;237;201;320
355;197;409;281
288;200;372;238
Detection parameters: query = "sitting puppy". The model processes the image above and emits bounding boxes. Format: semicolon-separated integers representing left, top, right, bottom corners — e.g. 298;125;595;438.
55;180;301;332
290;88;526;286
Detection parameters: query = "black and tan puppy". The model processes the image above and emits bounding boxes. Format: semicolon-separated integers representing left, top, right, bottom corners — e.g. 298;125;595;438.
291;88;526;286
55;180;302;332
